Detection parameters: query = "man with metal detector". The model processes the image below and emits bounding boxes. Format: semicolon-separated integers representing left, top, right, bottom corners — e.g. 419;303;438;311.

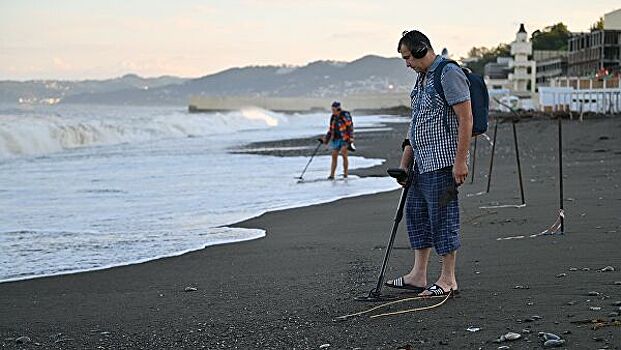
384;30;473;297
322;101;355;180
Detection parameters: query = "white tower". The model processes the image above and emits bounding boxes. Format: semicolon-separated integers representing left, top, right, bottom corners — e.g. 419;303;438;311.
509;24;536;97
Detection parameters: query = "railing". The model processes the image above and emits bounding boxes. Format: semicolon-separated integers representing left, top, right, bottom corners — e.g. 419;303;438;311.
551;78;620;89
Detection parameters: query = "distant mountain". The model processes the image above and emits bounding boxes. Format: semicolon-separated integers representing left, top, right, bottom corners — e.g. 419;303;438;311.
0;74;187;104
1;55;416;106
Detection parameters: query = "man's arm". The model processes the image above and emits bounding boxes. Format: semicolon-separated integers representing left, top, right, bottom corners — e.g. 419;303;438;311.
452;100;473;185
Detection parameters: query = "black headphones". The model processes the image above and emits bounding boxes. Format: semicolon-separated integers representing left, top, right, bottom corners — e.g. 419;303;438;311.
402;30;429;59
412;45;428;59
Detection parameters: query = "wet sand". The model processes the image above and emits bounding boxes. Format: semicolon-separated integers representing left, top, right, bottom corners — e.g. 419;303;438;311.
1;115;620;349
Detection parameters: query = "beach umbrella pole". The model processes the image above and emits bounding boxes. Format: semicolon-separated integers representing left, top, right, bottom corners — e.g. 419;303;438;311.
355;168;413;302
486;117;499;193
512;120;526;205
558;116;565;233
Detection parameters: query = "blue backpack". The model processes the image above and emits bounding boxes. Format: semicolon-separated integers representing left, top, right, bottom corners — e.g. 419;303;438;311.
433;60;489;136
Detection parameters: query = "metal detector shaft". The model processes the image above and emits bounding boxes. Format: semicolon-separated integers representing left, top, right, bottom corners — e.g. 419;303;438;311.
297;140;323;179
370;169;414;297
470;136;477;184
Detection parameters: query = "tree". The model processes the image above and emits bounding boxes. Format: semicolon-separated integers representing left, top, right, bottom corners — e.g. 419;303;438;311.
463;44;510;75
531;23;571;50
590;17;604;31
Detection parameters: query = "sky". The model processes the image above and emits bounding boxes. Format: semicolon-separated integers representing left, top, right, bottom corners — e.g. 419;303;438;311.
1;0;619;81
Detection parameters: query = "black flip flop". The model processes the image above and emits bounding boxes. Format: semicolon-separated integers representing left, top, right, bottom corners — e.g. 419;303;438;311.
420;283;459;297
384;277;426;293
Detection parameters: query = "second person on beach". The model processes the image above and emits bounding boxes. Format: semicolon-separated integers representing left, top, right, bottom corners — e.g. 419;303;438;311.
322;101;355;180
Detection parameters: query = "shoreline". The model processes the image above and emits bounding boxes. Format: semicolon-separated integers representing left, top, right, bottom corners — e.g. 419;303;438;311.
0;116;405;285
1;116;620;349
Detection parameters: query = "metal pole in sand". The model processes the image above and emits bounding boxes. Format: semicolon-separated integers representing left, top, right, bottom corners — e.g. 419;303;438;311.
486;117;499;193
470;137;477;184
512;119;525;206
558;115;565;234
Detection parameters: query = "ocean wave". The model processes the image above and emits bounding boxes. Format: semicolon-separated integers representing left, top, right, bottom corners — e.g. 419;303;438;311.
0;106;287;158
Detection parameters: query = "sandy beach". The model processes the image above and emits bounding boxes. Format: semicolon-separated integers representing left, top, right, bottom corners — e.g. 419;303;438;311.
1;115;620;349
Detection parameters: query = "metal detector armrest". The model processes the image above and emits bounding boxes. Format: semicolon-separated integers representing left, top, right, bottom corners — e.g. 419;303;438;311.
387;168;407;182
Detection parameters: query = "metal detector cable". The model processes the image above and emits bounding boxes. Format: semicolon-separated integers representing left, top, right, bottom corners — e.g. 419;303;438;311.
336;292;453;320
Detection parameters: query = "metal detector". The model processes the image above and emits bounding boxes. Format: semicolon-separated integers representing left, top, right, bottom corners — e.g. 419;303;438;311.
355;167;413;302
295;138;324;181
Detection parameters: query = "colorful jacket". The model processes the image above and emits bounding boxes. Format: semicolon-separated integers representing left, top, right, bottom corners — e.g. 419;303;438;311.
326;110;354;143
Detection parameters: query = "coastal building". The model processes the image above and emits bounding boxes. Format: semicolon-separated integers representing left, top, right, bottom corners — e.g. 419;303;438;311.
534;50;568;86
484;24;537;110
484;56;512;89
567;9;621;77
509;24;537;98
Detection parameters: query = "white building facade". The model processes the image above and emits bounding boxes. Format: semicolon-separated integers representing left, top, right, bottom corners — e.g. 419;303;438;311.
509;23;536;97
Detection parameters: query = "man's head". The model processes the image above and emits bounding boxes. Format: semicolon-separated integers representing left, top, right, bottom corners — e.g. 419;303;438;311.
331;101;341;114
398;30;435;73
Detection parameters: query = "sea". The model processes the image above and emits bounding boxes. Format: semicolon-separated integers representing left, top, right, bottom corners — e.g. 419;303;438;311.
0;104;402;282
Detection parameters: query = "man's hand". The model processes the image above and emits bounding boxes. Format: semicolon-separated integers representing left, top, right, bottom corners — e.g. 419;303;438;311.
396;168;409;187
453;160;468;185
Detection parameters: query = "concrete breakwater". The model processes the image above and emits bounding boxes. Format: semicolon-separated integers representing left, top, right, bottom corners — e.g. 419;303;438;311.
188;94;410;113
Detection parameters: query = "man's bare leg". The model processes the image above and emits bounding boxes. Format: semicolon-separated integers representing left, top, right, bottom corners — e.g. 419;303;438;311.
402;248;431;288
420;250;458;295
329;150;338;178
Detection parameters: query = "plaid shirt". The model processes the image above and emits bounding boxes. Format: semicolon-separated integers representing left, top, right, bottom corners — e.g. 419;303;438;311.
408;56;470;173
326;110;354;143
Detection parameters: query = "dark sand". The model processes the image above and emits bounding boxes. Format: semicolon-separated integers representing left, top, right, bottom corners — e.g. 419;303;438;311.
1;115;620;349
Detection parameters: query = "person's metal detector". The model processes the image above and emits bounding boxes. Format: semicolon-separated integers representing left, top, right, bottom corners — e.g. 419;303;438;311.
295;138;324;182
355;167;413;302
478;98;526;209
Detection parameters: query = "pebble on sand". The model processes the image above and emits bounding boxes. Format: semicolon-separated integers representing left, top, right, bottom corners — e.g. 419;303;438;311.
538;332;561;341
319;344;330;349
543;339;566;347
184;287;198;292
500;332;521;341
15;336;31;344
601;266;615;272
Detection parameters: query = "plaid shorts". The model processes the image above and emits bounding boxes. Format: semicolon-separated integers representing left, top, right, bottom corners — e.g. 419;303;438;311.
405;166;460;255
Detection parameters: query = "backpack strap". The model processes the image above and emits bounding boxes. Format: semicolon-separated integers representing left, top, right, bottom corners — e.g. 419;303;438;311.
433;59;460;136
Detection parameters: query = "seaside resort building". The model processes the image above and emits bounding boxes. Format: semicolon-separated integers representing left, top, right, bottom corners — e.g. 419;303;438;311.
541;9;621;114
